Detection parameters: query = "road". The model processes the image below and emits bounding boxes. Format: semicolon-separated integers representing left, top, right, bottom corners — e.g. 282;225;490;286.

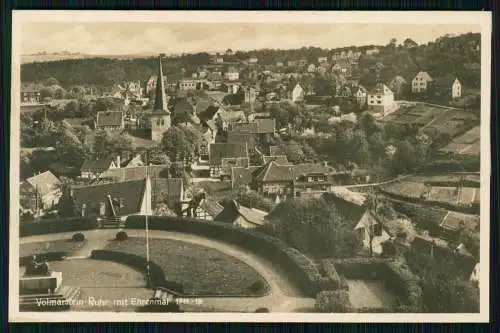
20;229;316;313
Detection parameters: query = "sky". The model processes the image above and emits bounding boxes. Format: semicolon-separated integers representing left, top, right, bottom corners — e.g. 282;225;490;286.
21;22;481;55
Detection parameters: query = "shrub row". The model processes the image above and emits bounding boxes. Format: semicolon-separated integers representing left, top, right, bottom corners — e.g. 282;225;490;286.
319;259;341;290
90;250;184;295
333;257;423;310
124;215;328;297
20;217;98;237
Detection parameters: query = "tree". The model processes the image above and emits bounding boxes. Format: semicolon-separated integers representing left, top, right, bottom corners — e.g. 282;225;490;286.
161;126;195;162
284;140;306;164
148;150;170;165
264;197;362;259
92;130;135;159
391;139;417;174
44;77;60;86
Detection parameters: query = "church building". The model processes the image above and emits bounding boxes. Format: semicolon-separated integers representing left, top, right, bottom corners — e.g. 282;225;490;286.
147;54;171;142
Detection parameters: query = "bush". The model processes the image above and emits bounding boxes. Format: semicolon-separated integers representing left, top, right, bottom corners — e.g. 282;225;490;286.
72;233;85;242
255;307;270;312
116;231;128;241
248;280;266;294
315;291;352;313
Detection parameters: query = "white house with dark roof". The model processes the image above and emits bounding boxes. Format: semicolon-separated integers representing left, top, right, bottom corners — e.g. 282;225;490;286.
292;83;305;103
412;71;434;93
367;83;395;115
71;177;152;222
20;171;62;212
214;200;267;229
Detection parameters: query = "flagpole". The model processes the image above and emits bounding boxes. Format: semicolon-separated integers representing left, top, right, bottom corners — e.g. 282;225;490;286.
146;149;151;287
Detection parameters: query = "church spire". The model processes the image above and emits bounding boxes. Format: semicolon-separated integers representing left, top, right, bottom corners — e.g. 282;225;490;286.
153;53;169;114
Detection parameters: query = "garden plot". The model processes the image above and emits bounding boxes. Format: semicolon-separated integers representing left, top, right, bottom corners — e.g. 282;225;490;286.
105;237;269;297
473;189;480;205
439;126;480;156
440;211;480;231
426;187;459;204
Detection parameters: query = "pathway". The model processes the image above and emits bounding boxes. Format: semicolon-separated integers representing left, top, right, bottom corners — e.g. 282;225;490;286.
20;229;316;313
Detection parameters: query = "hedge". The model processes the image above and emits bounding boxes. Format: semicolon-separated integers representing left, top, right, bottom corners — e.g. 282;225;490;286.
333;257;423;310
90;250;184;294
124;215;334;297
20;217;99;237
314;290;352;313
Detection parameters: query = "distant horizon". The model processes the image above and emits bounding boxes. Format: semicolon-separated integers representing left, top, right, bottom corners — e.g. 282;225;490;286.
21;22;480;56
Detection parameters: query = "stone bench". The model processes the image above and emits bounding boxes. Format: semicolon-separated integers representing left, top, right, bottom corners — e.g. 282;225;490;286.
20;271;62;295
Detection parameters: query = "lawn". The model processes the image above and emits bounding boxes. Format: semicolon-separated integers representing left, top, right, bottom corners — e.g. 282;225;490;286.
426;187;459;204
104;237;269;297
20;239;88;258
346;279;397;310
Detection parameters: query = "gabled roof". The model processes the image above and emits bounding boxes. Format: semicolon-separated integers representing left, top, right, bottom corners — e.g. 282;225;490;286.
198;105;220;122
253;161;295;183
221;157;250;175
262;155;289;164
293;163;333;177
96;111;123;127
414;71;433;82
209;143;248;165
72;179;147;216
195;99;212;114
390;76;408;85
231;167;255;188
199;199;224;217
231;121;259;133
269;145;286;156
214;200;266;226
24;171;61;196
369;83;393;95
102;165;169;182
227;131;256;148
81;155;116;173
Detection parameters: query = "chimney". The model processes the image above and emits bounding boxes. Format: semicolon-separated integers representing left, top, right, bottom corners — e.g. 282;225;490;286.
324;161;328;167
81;203;86;217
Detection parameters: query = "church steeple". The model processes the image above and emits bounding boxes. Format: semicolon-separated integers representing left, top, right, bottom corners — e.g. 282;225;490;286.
153;53;169;114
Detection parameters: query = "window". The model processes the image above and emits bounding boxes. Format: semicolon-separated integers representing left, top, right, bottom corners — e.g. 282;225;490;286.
373;223;383;236
377;101;382;104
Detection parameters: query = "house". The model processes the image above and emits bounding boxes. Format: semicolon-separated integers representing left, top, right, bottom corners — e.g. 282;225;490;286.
248;56;259;64
353;50;362;59
322;187;391;254
146;55;171;142
435;76;462;100
209;143;248;178
365;48;380;55
389;76;408;97
470;263;480;283
252;161;295;196
179;79;199;91
354;85;367;106
291;83;305;103
146;75;167;95
412;71;434;94
269;145;286;156
331;52;341;61
193;196;224;221
220;157;250;180
95;111;124;131
71;178;152;221
346;50;354;59
122;154;145;168
20;171;62;212
214;200;267;229
340;50;347;58
21;90;41;104
80;155;120;179
286;60;296;67
367;83;395;115
101;164;169;183
307;64;316;73
337;85;352;98
276;61;284;67
225;67;240;81
318;56;328;64
403;38;419;49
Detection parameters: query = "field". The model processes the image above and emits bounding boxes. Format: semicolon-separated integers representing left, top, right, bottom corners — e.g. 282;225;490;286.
20;239;88;258
406;173;480;187
104;237;269;296
458;187;477;205
382;103;479;140
440;211;480;231
439;126;481;156
426;187;459;204
382;181;427;199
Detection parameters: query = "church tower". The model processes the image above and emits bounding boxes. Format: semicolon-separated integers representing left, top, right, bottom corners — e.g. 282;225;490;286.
149;54;171;142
